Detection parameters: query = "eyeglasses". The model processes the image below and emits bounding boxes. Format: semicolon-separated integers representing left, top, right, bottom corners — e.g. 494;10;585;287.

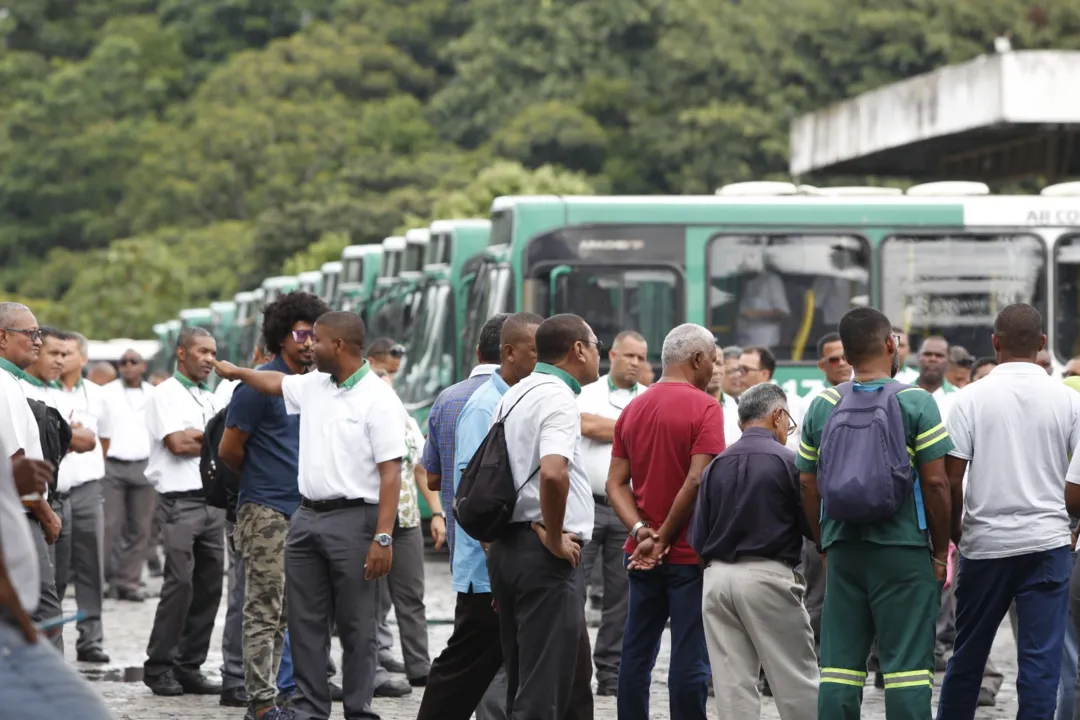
735;366;759;375
781;408;798;435
953;356;974;368
824;355;846;366
582;339;605;354
4;328;41;343
291;329;316;344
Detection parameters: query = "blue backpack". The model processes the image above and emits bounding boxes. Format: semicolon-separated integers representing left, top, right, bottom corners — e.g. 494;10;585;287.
817;382;915;524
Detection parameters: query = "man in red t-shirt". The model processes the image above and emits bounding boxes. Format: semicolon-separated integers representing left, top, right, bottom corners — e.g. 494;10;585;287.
607;323;726;720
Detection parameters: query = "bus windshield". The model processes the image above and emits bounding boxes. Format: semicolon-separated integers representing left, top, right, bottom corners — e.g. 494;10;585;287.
881;233;1046;359
461;262;502;374
400;284;452;405
708;234;870;360
1056;234;1080;361
545;266;680;367
343;259;362;284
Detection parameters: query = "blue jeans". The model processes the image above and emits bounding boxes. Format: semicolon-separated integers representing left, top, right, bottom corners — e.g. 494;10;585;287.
938;546;1072;720
1059;602;1077;720
0;621;113;718
617;559;709;720
278;629;295;695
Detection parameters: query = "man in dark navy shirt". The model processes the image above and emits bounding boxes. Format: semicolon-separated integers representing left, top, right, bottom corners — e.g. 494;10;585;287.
218;291;330;720
689;382;818;720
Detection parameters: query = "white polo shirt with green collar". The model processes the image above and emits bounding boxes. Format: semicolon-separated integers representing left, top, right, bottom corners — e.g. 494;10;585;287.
145;372;221;494
281;363;408;503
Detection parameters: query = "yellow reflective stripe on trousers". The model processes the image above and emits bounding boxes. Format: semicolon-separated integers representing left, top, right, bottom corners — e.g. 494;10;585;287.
882;670;934;690
821;668;867;687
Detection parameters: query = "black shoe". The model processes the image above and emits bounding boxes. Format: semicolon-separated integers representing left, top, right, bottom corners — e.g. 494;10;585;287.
373;678;412;698
329;681;343;701
175;672;222;695
145;671;184;696
596;684;616;697
380;656;406;674
113;587;146;602
221;686;249;707
874;672;884;689
977;687;996;707
408;674;428;688
77;648;110;664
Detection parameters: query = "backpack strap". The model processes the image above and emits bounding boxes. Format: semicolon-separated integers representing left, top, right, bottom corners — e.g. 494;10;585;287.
496;383;545;424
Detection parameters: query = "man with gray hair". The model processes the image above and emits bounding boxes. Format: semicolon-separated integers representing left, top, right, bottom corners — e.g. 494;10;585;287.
690;382;818;719
52;330;111;663
608;323;726;719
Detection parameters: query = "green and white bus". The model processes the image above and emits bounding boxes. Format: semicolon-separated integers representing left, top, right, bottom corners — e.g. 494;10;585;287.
339;245;383;322
368;236;406;338
460;182;1077;398
320;261;343;310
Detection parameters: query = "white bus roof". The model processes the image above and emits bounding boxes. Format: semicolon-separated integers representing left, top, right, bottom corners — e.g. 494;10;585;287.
381;236;406;251
87;339;161;364
430;219;491;233
341;244;381;259
262;276;298;290
405;228;430;244
320;261;343;274
297;270;323;283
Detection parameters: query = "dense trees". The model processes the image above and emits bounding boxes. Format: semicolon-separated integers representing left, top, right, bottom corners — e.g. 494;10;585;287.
2;0;1078;337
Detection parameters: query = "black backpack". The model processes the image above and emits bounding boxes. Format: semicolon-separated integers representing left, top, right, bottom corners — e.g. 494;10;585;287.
27;399;71;490
201;406;241;522
453;385;542;543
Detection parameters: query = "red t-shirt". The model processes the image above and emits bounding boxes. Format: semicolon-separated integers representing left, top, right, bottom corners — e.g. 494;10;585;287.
613;381;726;564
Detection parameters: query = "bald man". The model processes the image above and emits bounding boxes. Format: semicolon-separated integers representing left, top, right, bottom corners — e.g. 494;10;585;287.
87;362;117;386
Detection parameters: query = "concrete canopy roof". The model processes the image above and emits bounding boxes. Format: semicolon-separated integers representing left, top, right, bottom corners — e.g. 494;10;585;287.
790;51;1080;181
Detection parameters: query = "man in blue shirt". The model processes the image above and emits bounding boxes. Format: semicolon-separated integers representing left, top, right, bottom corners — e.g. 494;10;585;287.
421;314;509;565
218;291;330;720
417;312;542;720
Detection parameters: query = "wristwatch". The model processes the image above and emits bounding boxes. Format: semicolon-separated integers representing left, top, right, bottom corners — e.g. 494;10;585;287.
629;520;650;542
374;533;393;548
432;511;446;519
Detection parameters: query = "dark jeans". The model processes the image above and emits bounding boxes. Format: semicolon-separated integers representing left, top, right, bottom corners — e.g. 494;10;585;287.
617;559;709;720
938;546;1072;720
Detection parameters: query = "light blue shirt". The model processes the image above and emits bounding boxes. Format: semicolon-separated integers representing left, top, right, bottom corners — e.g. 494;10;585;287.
452;371;510;593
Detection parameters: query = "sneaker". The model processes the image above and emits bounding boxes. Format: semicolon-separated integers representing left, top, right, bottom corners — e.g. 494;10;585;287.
263;708;294;720
145;670;184;696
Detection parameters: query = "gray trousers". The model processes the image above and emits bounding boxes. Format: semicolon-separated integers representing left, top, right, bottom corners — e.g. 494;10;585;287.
378;522;430;681
31;505;64;652
580;500;629;689
702;558;818;720
287;503;381;720
54;480;105;653
145;497;225;677
102;458;155;592
796;538;824;651
221;521;245;693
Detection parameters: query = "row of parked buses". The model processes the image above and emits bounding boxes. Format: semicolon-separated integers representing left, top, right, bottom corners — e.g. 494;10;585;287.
153;178;1080;443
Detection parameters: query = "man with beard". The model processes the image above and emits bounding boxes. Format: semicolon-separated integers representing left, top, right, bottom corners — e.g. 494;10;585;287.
799;308;952;719
213;312;407;720
217;292;330;719
143;327;226;696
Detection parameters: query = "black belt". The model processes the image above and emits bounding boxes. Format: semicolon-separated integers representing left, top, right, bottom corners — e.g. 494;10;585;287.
161;489;205;500
593;494;608;506
107;457;146;464
300;497;370;513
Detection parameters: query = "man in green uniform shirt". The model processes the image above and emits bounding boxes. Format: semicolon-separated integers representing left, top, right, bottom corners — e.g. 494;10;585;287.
797;307;953;720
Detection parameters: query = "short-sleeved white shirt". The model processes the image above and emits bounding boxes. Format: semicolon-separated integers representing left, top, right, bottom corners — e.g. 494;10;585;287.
577;375;642;497
0;445;39;612
18;376;55;407
281;366;408;503
145;376;221;493
721;394;742;446
949;362;1080;559
495;365;595;542
214;379;239;406
54;380;107;492
98;380;153;461
0;366;42;462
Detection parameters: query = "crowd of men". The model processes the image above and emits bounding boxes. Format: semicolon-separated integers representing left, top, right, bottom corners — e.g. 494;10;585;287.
4;292;1080;720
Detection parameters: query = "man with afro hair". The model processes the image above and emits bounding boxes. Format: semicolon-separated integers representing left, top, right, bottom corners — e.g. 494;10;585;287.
217;290;330;719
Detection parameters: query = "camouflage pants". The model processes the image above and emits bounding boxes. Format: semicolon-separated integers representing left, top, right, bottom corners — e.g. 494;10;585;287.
235;503;290;709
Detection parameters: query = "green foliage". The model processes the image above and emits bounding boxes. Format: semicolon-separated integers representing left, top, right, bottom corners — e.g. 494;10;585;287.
5;0;1080;338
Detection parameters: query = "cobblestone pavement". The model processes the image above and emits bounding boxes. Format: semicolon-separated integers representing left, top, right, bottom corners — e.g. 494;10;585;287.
70;552;1022;719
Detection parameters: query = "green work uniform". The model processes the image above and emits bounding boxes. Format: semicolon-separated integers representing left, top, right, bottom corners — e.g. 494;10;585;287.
797;379;953;720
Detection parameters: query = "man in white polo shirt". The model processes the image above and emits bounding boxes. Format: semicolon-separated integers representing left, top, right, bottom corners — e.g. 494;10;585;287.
0;304;65;650
52;331;110;664
214;310;407;720
489;313;600;719
937;304;1080;718
143;327;226;697
577;329;646;696
98;348;156;603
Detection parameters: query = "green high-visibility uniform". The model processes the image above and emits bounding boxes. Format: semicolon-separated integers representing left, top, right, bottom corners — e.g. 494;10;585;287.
797;379;953;720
